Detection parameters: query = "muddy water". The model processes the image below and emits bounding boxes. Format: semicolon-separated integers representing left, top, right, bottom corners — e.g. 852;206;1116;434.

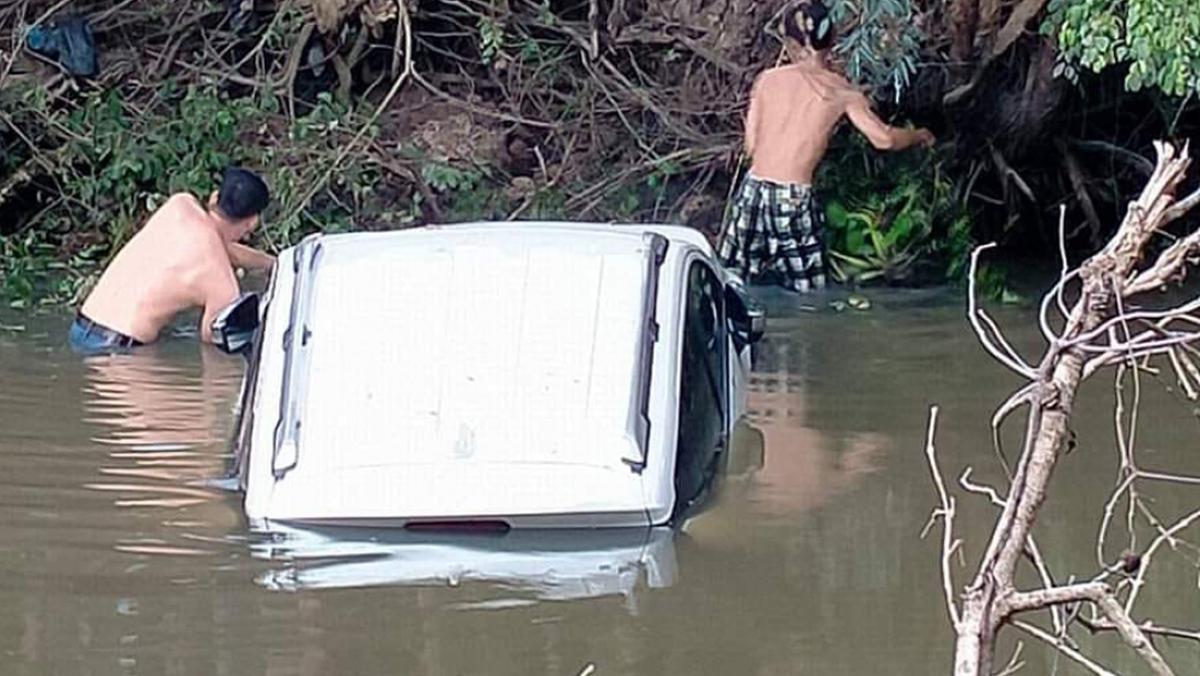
2;290;1198;675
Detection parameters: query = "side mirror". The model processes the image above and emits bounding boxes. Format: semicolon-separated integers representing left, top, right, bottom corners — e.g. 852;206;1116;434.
212;292;261;354
725;282;765;348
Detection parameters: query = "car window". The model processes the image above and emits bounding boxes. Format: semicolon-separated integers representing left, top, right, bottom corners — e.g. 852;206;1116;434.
674;260;727;514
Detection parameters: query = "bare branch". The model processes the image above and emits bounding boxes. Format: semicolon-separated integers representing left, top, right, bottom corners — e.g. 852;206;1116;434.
1006;583;1176;676
1011;620;1118;676
1137;470;1200;486
1067;295;1200;349
994;642;1025;676
1080;616;1200;643
1168;348;1199;399
944;142;1200;675
959;468;1004;506
1094;593;1176;676
968;243;1038;378
990;384;1036;477
1161;185;1200;224
1005;582;1108;614
958;470;1066;634
1171;347;1200;399
1096;472;1138;570
1125;507;1200;613
1038;269;1081;346
923;406;961;630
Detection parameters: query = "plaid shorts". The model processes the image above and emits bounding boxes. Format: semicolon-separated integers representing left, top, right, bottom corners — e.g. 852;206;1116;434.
718;175;827;293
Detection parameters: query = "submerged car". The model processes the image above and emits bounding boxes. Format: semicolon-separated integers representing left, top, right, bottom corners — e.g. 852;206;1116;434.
216;222;764;528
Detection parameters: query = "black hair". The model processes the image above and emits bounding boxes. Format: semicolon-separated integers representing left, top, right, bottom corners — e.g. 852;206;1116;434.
216;167;270;220
783;1;835;52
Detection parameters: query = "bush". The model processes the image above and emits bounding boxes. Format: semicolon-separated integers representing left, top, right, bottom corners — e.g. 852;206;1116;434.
819;137;972;286
0;82;382;305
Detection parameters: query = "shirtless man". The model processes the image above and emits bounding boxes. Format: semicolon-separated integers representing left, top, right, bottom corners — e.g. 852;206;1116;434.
69;167;274;353
719;0;935;293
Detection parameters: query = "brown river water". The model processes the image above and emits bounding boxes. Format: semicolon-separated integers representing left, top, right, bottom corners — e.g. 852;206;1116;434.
1;288;1198;675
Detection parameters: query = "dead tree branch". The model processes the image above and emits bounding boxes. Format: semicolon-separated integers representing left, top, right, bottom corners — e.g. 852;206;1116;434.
930;141;1200;675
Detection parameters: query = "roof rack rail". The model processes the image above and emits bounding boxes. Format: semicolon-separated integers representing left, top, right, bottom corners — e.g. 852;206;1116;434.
623;232;669;473
272;233;324;479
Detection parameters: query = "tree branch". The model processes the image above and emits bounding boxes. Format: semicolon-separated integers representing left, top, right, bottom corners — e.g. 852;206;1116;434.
1005;584;1176;675
1004;582;1108;614
923;406;962;630
945;142;1200;675
1011;620;1118;676
1094;593;1176;676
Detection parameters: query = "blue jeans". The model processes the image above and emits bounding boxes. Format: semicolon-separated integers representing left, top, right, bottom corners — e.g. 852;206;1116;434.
68;314;144;354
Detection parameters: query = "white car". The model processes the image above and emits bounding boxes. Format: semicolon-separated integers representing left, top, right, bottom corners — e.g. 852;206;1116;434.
217;222;764;529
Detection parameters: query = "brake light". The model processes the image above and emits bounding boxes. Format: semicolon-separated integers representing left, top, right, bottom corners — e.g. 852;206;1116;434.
404;520;511;534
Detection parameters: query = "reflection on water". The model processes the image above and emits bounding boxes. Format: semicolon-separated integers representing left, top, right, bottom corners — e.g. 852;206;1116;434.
744;366;885;516
3;294;1198;675
252;524;677;612
76;344;246;560
81;346;242;513
82;345;242;448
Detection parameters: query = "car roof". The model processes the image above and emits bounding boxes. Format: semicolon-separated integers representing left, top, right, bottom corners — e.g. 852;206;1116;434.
287;223;675;474
315;220;714;253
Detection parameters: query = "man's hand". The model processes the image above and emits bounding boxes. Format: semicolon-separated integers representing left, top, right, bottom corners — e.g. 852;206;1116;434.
914;128;936;148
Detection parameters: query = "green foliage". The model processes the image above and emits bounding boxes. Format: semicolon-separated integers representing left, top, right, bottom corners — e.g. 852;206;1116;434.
0;82;379;304
607;183;643;220
833;0;923;98
420;160;501;220
477;15;505;65
646;160;682;192
0;230;97;308
260;91;380;241
59;84;256;246
422;162;484;193
820;139;972;285
477;9;564;68
1046;0;1200;96
526;186;566;218
1;232;58;307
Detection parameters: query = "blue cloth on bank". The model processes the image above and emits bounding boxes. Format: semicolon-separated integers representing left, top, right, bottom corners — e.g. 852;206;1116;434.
26;16;99;77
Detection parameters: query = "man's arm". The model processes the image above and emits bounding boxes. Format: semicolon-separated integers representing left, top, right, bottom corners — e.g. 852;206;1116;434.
226;241;275;272
198;261;241;344
845;92;935;151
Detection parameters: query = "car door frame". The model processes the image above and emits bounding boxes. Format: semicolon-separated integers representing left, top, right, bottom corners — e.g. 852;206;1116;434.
668;250;732;519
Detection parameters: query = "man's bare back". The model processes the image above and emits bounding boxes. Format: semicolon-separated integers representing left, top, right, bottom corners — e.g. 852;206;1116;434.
73;168;273;352
746;61;934;185
81;194;240;343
